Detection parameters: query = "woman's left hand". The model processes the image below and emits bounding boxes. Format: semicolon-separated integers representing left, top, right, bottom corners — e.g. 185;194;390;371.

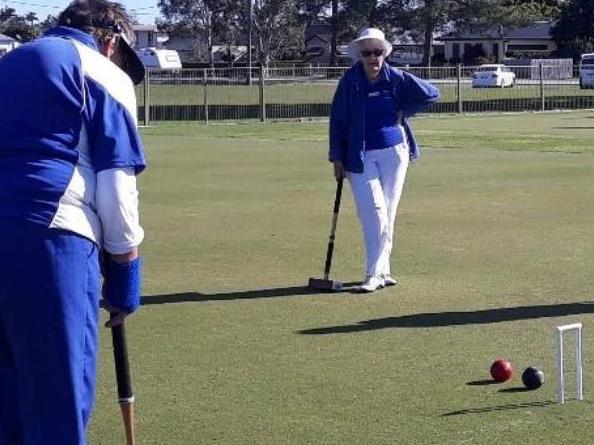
333;161;344;180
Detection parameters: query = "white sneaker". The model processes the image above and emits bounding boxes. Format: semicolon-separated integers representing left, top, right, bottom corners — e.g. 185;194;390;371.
382;275;398;286
359;275;385;292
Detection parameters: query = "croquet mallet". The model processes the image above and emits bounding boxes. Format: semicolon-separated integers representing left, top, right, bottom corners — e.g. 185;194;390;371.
308;175;344;291
111;316;136;445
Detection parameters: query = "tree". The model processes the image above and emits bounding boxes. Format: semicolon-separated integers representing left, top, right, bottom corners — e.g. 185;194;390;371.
0;7;17;35
157;0;219;66
25;12;38;27
296;0;342;65
206;0;242;66
38;15;57;33
297;0;384;66
383;0;554;66
296;0;330;23
0;7;39;42
252;0;301;65
551;0;594;59
383;0;455;66
330;0;338;66
339;0;387;34
221;0;301;66
158;0;300;66
504;0;562;19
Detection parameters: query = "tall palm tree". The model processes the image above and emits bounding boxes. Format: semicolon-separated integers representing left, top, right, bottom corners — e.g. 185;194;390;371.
25;12;38;28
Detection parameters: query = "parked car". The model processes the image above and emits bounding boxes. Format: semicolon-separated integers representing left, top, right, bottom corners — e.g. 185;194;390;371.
471;64;516;88
579;53;594;89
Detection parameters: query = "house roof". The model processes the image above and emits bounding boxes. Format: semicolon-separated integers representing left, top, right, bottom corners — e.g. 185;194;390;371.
132;24;159;32
438;21;554;41
305;23;331;41
391;30;446;46
0;33;16;42
305;34;329;45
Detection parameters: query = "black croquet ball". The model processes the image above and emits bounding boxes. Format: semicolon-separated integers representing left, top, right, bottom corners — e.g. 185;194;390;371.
522;366;545;390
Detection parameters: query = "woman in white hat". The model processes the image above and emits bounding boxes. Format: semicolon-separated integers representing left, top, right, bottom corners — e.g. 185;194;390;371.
329;27;439;292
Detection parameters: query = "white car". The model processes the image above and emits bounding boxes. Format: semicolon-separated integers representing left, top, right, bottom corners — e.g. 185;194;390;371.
471;64;516;88
579;53;594;89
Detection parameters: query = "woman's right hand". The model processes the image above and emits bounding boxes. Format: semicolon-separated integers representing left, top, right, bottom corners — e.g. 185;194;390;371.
333;161;344;180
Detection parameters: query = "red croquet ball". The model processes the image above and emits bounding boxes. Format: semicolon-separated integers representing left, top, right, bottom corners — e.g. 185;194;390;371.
490;359;513;382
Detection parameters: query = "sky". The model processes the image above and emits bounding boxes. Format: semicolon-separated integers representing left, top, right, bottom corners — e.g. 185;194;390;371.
7;0;161;25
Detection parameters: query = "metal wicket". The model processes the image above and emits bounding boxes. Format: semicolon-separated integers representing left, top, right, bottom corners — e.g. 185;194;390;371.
555;323;583;404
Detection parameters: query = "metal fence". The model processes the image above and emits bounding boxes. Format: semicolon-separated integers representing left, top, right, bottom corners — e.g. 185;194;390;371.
135;65;594;125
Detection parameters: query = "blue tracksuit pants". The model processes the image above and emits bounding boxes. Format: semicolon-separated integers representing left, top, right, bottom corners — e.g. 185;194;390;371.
0;222;100;445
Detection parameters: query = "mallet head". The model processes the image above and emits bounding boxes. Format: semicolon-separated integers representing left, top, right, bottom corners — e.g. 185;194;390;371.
308;277;343;292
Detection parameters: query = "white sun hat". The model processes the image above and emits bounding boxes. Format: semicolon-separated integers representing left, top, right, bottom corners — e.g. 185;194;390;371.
346;27;393;61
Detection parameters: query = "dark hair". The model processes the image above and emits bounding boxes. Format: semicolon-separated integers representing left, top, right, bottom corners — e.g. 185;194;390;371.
57;0;135;45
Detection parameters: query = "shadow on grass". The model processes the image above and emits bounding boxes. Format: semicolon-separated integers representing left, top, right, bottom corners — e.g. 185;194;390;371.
298;301;594;334
466;380;500;386
553;126;594;129
141;282;361;305
441;400;555;416
499;387;533;393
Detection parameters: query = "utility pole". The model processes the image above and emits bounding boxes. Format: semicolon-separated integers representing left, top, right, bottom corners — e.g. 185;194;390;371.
248;0;253;85
329;0;338;67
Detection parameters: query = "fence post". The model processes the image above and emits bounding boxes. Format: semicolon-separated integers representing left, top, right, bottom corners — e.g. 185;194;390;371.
539;63;545;112
457;64;463;114
143;68;150;126
259;64;266;122
203;69;209;124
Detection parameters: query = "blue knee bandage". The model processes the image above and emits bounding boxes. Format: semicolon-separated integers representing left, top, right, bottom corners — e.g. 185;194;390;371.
103;257;142;313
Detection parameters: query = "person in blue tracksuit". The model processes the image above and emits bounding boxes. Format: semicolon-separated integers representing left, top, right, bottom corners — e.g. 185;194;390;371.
0;1;147;443
329;28;440;292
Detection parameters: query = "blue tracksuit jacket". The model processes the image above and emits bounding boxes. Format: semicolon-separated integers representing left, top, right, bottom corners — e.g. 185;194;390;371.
329;62;440;173
0;26;145;445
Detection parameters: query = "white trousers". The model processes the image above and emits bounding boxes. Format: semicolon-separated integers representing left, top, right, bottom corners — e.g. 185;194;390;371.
347;143;410;277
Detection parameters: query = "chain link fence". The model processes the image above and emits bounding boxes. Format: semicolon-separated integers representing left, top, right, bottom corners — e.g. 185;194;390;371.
135;65;594;125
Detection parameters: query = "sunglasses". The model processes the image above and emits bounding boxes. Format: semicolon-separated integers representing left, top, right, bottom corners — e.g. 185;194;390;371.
360;49;384;58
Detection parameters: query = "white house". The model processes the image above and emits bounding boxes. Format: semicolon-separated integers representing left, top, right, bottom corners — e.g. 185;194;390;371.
437;21;556;63
0;33;19;57
131;24;169;49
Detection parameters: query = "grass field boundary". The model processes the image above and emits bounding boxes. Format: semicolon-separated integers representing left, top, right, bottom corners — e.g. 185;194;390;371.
135;65;594;124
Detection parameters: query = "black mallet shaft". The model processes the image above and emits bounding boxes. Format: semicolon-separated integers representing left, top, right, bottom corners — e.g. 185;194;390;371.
309;176;344;291
111;318;136;445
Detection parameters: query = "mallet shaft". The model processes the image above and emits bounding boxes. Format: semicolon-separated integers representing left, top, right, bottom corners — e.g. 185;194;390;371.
323;176;343;279
111;319;136;445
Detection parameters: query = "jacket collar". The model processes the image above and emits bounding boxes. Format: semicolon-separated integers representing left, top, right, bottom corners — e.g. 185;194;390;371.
43;26;99;52
353;61;392;87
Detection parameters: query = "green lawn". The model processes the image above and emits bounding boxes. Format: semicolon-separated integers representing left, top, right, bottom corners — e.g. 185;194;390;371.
138;83;337;106
89;110;594;444
137;81;594;106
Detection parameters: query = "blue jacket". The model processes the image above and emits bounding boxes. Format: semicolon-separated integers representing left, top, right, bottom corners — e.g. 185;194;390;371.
0;26;146;233
329;62;439;173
